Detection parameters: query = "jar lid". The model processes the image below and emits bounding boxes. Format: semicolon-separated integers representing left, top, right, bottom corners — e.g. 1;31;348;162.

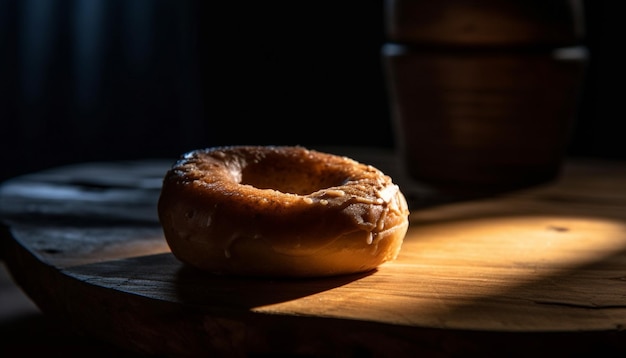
384;0;585;47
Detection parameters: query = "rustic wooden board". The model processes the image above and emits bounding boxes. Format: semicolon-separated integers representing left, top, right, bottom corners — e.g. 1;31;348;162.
2;150;626;356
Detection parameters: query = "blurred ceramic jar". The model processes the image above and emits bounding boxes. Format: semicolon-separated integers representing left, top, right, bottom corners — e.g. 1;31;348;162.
382;0;588;196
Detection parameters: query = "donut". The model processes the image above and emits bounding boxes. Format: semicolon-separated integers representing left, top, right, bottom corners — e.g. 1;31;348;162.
157;145;410;277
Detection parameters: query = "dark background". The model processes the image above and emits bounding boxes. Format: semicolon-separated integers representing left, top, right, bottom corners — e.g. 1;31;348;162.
0;0;623;182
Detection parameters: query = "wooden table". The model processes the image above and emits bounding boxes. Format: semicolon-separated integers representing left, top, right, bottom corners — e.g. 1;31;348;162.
1;149;626;357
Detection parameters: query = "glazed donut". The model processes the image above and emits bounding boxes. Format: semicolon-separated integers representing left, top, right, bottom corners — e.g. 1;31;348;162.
157;146;410;277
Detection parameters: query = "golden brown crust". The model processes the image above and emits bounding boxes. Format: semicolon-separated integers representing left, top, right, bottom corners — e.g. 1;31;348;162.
157;146;410;277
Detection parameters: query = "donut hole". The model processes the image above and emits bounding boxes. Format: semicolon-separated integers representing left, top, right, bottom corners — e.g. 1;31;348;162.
240;157;350;195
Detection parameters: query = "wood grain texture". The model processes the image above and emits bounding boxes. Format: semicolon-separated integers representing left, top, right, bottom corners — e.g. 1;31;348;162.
1;153;626;356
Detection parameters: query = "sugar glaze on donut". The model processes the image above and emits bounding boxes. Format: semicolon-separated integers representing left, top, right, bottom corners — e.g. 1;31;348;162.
157;145;410;277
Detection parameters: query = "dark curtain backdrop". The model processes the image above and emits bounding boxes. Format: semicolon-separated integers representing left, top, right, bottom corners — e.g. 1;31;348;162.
1;0;208;180
0;0;623;182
